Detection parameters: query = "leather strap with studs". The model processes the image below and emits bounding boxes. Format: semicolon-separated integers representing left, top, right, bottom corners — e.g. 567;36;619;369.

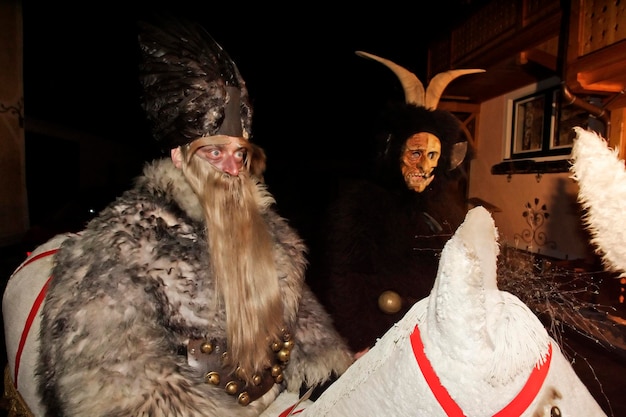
186;331;293;406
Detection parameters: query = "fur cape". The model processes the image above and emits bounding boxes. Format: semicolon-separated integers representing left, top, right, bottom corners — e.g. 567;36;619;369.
36;159;353;417
313;175;467;353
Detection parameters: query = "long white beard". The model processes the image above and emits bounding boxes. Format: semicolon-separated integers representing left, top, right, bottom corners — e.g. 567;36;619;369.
181;153;284;381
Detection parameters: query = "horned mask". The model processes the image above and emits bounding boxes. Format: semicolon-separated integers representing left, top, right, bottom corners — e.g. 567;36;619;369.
356;51;483;192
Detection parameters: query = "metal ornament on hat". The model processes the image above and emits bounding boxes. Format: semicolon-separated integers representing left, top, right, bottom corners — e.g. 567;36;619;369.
355;51;484;171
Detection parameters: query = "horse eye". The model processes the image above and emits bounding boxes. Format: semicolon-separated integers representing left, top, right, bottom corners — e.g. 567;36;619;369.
550;406;561;417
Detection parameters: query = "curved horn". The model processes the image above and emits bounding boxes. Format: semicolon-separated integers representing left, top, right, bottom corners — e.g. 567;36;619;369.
425;69;485;109
355;50;425;106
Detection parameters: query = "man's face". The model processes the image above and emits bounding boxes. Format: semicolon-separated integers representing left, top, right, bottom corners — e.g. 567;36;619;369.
400;132;441;193
172;135;250;176
194;136;248;176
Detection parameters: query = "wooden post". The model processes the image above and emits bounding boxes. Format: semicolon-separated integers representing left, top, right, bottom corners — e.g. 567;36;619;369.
608;107;626;160
0;1;28;246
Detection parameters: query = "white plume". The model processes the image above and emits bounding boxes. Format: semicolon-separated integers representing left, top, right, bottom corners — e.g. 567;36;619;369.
570;126;626;276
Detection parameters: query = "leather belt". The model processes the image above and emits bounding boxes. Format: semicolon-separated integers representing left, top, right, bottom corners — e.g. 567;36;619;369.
184;333;294;406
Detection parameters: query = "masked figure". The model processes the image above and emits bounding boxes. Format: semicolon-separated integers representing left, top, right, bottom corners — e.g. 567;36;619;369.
34;17;353;417
312;51;483;353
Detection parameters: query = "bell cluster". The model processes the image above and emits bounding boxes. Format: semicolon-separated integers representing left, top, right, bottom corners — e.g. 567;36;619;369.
200;329;294;406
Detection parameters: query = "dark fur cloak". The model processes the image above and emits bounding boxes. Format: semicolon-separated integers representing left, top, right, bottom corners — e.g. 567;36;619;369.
36;159;353;417
308;100;470;353
314;173;467;353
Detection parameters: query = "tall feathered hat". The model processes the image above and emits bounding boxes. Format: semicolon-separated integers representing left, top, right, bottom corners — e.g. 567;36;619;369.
357;51;483;182
138;17;253;151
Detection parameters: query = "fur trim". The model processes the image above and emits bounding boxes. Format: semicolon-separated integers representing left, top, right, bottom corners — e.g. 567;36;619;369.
140;158;205;221
36;158;352;416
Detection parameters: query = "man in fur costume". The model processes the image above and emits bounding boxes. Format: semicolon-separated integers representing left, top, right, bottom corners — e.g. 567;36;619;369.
312;52;483;354
35;17;353;417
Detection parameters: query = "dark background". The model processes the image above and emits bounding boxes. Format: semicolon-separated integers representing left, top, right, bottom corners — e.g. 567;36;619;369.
21;1;479;147
19;1;487;243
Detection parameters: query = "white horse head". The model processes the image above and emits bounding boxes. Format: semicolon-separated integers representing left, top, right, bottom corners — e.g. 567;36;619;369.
300;206;606;416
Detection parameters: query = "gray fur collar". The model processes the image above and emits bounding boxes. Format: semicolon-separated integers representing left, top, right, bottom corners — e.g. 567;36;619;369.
140;158;204;221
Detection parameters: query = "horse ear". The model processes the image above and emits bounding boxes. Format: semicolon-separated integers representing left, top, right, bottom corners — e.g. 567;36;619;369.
425;207;499;350
453;206;500;288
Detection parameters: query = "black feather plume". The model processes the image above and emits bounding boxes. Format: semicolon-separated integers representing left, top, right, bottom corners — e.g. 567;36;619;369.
138;16;252;150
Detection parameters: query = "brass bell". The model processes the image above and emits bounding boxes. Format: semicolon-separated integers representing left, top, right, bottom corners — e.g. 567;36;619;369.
205;371;220;385
283;339;295;350
252;374;262;386
225;381;239;395
238;392;251;406
271;340;282;352
200;341;213;354
271;364;282;377
378;290;402;314
277;348;290;363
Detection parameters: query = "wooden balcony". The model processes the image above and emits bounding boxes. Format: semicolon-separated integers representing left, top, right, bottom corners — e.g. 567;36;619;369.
428;0;626;109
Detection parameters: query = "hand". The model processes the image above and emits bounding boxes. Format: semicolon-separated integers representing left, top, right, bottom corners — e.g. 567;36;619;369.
354;347;370;360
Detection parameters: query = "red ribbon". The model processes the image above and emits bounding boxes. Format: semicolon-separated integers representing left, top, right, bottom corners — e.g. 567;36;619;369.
12;248;58;386
410;324;551;416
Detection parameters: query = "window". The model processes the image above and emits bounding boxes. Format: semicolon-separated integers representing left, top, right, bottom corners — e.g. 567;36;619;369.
510;86;565;160
492;77;605;176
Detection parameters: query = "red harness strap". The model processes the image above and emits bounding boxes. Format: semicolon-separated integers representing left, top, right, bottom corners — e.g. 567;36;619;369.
12;248;58;386
13;249;59;276
410;324;552;416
